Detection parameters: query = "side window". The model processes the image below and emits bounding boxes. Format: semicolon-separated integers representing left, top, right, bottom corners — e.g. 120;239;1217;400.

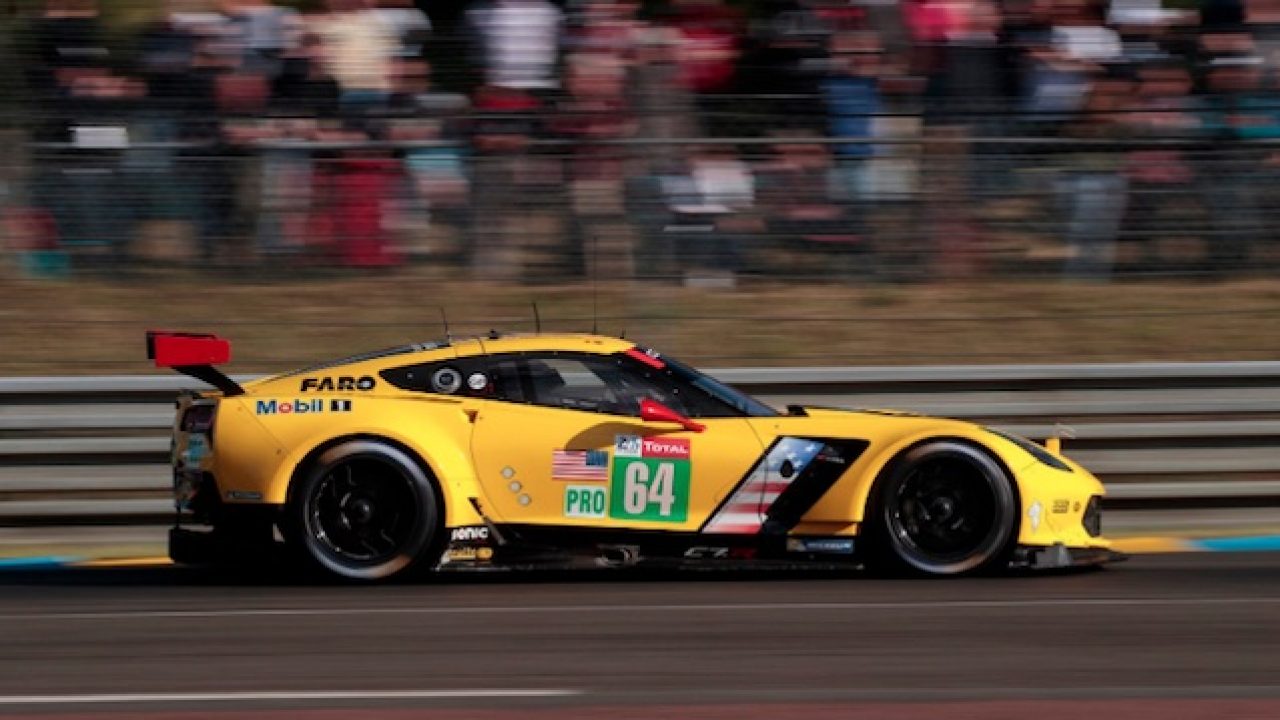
519;354;689;417
379;357;525;402
524;357;626;414
380;352;740;418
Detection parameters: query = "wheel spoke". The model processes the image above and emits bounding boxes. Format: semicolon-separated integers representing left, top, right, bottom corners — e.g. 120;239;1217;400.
309;459;419;566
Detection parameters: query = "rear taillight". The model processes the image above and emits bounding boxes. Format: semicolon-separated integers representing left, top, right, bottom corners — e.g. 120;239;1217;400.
180;403;216;433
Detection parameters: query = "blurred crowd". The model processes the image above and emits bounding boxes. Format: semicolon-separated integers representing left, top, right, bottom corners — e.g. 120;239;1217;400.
3;0;1280;282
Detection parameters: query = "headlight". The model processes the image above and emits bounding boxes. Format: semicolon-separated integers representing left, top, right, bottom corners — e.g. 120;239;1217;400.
989;429;1073;473
1083;495;1102;537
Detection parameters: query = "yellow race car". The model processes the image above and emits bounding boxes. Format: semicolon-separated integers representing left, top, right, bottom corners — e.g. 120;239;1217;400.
150;330;1115;581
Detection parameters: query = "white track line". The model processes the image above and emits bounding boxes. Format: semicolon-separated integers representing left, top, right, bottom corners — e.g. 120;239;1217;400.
0;689;579;706
1;596;1279;622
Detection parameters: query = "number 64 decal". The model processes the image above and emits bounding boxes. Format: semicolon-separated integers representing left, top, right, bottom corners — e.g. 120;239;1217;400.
610;456;690;523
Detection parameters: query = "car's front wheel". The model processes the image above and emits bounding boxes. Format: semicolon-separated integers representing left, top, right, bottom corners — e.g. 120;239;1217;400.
867;440;1018;576
289;440;440;581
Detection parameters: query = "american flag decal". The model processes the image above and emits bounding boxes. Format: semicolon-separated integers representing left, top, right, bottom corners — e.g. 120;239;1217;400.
702;437;825;534
552;449;608;480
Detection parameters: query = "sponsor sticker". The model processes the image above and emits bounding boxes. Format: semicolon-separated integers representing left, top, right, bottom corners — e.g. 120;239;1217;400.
785;537;855;555
564;485;607;519
255;399;327;415
255;399;353;416
445;546;494;562
641;437;691;459
608;434;691;523
552;449;609;481
300;376;377;392
183;434;209;464
614;434;642;458
449;526;490;542
226;490;263;501
684;546;729;559
1028;500;1044;531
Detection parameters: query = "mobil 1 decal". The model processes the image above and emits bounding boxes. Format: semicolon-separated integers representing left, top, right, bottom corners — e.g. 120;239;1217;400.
609;435;691;523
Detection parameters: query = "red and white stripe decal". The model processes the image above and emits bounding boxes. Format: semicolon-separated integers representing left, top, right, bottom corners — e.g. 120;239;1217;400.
702;438;826;534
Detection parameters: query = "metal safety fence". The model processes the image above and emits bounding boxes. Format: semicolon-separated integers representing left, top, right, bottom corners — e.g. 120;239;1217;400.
6;130;1280;284
2;362;1279;525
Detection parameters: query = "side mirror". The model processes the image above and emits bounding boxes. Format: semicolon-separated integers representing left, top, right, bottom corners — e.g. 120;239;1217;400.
640;399;706;433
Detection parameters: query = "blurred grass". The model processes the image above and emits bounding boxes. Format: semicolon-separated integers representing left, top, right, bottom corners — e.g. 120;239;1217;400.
2;272;1280;373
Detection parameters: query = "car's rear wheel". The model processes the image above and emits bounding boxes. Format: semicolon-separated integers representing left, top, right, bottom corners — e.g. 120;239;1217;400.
867;441;1018;576
290;440;440;581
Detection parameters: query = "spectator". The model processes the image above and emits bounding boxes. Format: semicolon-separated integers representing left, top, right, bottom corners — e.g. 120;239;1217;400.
466;0;564;94
316;0;398;114
923;0;1010;124
1022;0;1122;124
1058;70;1132;279
468;84;566;281
1199;38;1276;272
658;143;756;286
252;30;343;260
27;0;146;266
757;133;862;279
824;31;884;201
556;51;636;280
657;0;746;136
384;58;471;266
220;0;302;77
371;0;432;59
132;2;220;261
1121;60;1202;274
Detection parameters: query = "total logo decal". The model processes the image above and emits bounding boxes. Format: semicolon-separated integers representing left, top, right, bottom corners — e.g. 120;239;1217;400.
614;435;691;460
255;399;353;415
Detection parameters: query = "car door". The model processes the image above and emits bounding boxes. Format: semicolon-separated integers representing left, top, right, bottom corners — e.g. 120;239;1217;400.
466;352;766;532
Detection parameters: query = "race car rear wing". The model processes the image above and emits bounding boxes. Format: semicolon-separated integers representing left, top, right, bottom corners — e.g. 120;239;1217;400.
146;330;244;397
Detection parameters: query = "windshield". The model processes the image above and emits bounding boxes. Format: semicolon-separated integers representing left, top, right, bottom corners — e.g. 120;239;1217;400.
659;355;780;417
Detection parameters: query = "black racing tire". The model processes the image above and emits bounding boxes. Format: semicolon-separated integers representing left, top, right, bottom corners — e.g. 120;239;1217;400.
865;440;1018;577
288;440;440;582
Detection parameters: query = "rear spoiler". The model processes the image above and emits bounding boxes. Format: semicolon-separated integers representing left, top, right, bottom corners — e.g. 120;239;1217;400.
146;330;244;397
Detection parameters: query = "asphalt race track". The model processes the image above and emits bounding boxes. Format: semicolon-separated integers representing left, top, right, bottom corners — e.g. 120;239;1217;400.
0;553;1278;719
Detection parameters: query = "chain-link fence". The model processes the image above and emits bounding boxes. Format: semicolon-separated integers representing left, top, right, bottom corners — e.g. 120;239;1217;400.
6;128;1280;283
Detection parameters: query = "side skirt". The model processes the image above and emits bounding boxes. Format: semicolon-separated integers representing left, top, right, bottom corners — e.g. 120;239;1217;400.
432;524;860;572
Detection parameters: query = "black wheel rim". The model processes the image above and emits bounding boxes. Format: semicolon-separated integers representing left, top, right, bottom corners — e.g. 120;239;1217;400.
307;457;419;566
889;456;999;564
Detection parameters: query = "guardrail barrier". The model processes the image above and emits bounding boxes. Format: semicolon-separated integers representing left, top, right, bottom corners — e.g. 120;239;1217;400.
3;363;1279;525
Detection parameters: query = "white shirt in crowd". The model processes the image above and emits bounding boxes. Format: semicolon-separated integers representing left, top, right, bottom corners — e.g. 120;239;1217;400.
469;0;564;90
317;10;397;94
1052;25;1123;62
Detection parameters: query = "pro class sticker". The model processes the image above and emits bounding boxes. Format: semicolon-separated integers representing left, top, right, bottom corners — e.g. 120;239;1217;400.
609;435;691;523
564;485;607;519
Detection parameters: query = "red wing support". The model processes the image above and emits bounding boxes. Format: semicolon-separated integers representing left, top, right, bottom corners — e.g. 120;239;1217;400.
146;331;244;396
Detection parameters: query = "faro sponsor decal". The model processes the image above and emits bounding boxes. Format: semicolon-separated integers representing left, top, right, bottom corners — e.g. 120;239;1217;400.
300;376;377;392
255;399;352;415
